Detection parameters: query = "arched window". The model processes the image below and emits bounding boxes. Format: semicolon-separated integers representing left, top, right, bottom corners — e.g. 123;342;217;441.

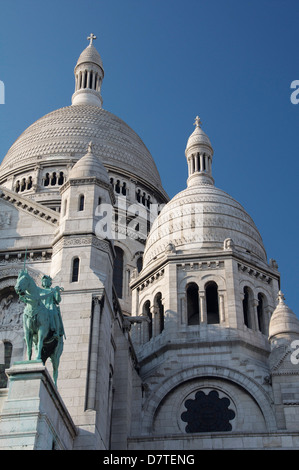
58;171;64;185
206;282;220;324
44;173;50;186
21;178;26;192
257;293;266;334
0;341;13;388
15;180;20;193
136;256;143;273
243;286;254;329
71;257;80;282
187;283;199;325
143;300;152;341
154;292;164;335
115;180;121;194
27;176;33;190
51;172;57;186
113;247;124;299
79;194;85;211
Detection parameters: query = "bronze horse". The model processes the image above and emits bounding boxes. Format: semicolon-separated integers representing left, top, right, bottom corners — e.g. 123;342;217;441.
15;270;64;386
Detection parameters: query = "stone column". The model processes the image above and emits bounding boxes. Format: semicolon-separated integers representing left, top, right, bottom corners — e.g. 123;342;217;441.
252;298;259;331
218;291;225;323
199;292;207;323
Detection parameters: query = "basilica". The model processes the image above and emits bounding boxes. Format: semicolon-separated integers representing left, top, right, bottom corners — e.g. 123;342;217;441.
0;35;299;450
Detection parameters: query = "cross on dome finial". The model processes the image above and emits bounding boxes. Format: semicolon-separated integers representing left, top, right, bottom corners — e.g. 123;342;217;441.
87;33;97;45
277;290;286;304
194;116;202;128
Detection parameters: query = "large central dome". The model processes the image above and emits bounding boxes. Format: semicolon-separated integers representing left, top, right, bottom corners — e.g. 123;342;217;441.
0;37;167;202
0;104;164;193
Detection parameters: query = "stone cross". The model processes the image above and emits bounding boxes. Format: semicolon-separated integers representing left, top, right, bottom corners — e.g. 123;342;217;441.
87;33;97;45
277;290;285;304
194;116;202;128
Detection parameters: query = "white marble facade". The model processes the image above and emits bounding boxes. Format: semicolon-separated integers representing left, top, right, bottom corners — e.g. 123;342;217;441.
0;36;299;450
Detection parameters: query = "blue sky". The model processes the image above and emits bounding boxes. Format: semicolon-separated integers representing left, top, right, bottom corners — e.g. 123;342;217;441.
0;0;298;312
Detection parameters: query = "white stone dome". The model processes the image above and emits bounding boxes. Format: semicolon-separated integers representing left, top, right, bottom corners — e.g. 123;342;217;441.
76;44;104;70
269;292;299;342
142;183;267;268
185;117;212;152
0;104;166;197
69;141;109;183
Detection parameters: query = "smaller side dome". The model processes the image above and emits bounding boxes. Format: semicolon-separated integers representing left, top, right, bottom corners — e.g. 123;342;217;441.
269;291;299;345
69;141;109;184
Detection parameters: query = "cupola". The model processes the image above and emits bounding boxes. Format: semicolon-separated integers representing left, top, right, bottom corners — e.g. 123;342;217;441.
69;141;109;184
185;116;214;186
71;34;104;107
269;291;299;346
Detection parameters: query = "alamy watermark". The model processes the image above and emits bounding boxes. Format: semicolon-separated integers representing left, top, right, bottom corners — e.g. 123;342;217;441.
290;340;299;364
94;197;204;248
290;80;299;104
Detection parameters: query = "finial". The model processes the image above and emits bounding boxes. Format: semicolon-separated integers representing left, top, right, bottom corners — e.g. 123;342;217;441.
87;33;97;45
277;290;286;304
87;141;93;153
194;116;202;128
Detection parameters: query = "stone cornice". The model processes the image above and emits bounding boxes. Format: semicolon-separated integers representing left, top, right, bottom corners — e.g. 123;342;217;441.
0;185;59;226
131;250;279;290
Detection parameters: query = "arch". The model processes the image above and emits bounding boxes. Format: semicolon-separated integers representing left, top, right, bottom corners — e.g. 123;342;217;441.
243;286;254;329
141;364;277;434
78;194;85;212
115;180;121;194
257;292;267;334
205;281;220;324
143;300;152;342
21;178;26;192
27;176;33;190
136;256;143;273
186;282;199;325
154;292;164;335
51;172;57;186
71;257;80;283
58;171;64;185
44;173;50;186
113;246;124;299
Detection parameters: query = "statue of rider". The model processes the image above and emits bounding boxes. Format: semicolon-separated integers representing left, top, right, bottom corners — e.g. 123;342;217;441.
40;275;65;339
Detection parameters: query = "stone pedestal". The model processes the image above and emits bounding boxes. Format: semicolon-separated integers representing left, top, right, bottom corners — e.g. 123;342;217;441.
0;361;77;450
